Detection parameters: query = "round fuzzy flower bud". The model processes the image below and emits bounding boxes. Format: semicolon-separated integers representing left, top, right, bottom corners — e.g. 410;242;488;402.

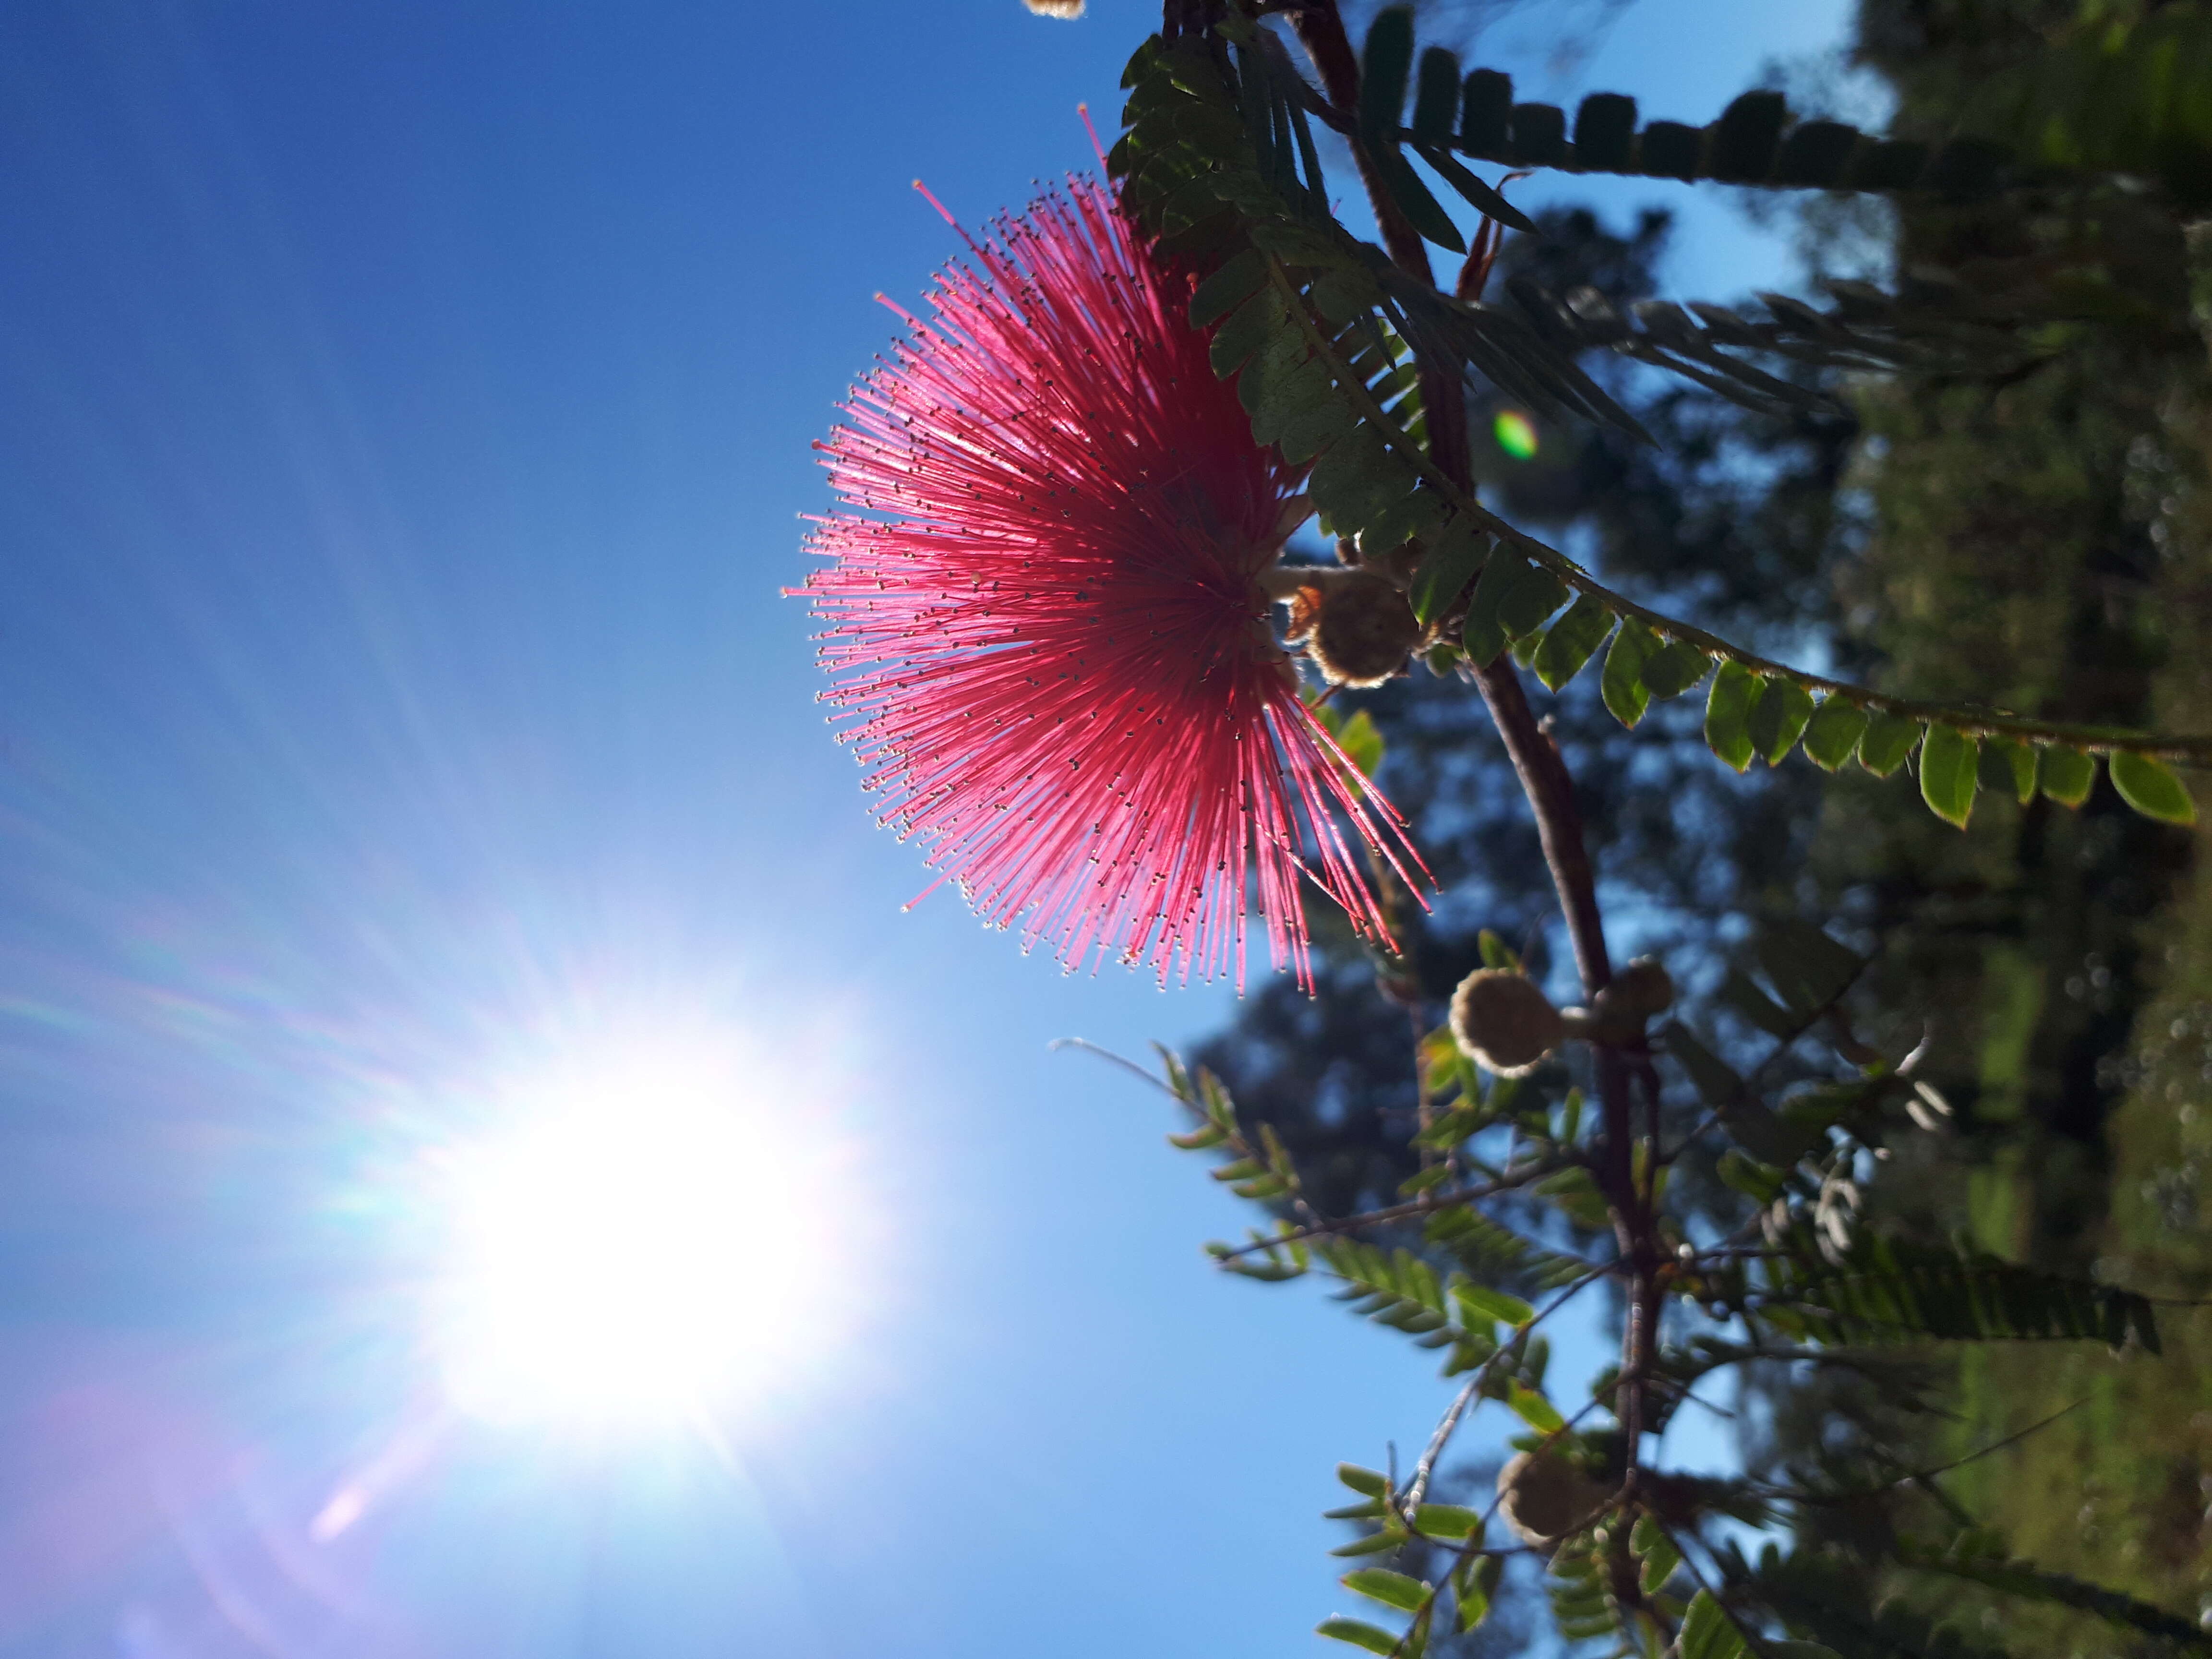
1497;1450;1611;1544
1305;570;1422;688
1450;968;1563;1075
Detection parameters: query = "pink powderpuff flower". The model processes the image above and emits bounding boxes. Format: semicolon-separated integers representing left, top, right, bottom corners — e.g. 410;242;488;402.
797;175;1422;988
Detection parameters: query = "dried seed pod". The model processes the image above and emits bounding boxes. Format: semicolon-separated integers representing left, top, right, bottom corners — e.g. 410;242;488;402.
1449;968;1564;1075
1305;569;1422;688
1497;1450;1611;1543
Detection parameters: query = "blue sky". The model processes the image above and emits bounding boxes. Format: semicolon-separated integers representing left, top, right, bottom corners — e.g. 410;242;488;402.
0;3;1852;1654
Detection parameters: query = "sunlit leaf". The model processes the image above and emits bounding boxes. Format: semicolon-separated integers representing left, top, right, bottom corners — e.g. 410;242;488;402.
1679;1589;1748;1659
1343;1568;1431;1612
1317;1615;1404;1654
1507;1381;1565;1433
1455;1283;1535;1326
1338;1463;1390;1497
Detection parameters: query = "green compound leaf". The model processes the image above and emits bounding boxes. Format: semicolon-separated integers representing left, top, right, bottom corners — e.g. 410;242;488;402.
1338;1463;1390;1497
1317;1616;1404;1656
1461;547;1527;666
1919;725;1979;828
1359;487;1448;553
2110;750;2197;824
1457;1555;1502;1632
1410;47;1460;144
1188;247;1269;329
2039;745;2097;807
1600;615;1659;727
1410;140;1537;232
1309;423;1421;536
1407;517;1488;625
1342;1569;1431;1612
1638;1537;1682;1595
1532;595;1615;692
1856;710;1924;778
1412;1503;1482;1539
1208;287;1287;378
1357;6;1415;140
1764;1235;2159;1352
1278;391;1358;466
1376;146;1467;253
1980;735;2038;803
1891;1539;2209;1646
1322;706;1385;780
1748;676;1815;764
1800;697;1868;771
1679;1589;1748;1659
1704;661;1760;773
1506;1381;1566;1434
1455;1282;1535;1326
1497;562;1570;642
1640;640;1713;700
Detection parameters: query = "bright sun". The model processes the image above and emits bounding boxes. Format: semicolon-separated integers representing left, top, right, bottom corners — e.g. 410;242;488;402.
431;1030;846;1427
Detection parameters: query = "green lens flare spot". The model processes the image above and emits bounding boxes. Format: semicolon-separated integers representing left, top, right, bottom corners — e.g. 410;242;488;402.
1493;409;1539;460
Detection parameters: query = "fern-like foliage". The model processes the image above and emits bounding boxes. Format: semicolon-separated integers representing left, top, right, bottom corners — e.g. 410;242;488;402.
1746;1236;2160;1354
1112;21;2209;831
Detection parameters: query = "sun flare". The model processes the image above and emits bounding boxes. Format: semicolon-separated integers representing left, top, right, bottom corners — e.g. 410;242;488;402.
430;1028;847;1427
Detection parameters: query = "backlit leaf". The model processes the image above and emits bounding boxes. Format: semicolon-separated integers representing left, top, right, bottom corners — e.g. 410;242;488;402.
1455;1283;1535;1325
1357;6;1415;139
1506;1381;1565;1433
1679;1589;1748;1659
1317;1616;1404;1655
1800;697;1868;771
1189;248;1270;329
1856;711;1924;778
1461;547;1527;666
1412;1503;1482;1539
1532;595;1614;691
1919;725;1978;827
1748;677;1815;764
1343;1569;1430;1612
1981;736;2038;804
2039;745;2096;806
1704;661;1760;772
1601;616;1659;727
1641;640;1712;699
1338;1463;1389;1497
1407;517;1487;625
2110;751;2196;824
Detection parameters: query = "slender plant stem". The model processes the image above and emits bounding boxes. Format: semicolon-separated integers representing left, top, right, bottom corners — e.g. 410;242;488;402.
1281;0;1653;1485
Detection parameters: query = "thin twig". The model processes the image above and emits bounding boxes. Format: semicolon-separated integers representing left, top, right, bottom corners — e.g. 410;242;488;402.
1209;1161;1570;1259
